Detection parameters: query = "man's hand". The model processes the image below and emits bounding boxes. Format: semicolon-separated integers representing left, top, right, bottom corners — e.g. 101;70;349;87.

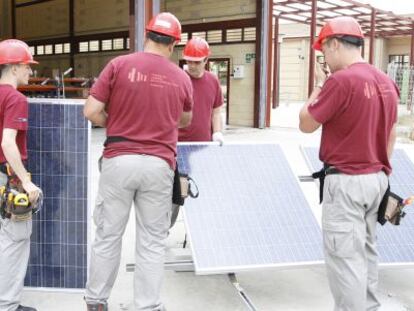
212;132;224;146
22;180;41;204
315;62;329;87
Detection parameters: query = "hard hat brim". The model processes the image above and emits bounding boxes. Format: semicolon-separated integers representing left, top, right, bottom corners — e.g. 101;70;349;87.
183;55;207;61
313;40;322;51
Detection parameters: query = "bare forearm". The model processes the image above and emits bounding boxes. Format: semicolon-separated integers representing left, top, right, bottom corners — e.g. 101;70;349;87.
299;87;322;132
212;109;222;133
387;125;397;159
1;142;30;184
87;111;107;127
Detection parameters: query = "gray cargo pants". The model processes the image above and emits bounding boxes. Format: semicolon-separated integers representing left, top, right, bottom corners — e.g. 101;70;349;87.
0;172;32;311
85;155;174;311
322;171;388;311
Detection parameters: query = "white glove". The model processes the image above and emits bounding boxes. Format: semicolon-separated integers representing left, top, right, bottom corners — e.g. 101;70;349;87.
212;132;224;146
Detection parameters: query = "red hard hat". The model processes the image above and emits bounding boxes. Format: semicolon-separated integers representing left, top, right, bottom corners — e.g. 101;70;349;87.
183;37;211;61
0;39;38;65
313;17;364;51
146;12;181;42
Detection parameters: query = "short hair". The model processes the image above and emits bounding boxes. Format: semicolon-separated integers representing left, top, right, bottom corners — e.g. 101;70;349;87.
327;35;364;50
0;64;10;78
146;31;175;45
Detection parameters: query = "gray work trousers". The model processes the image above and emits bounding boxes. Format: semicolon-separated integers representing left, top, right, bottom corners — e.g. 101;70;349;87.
322;171;388;311
85;155;174;311
0;172;32;311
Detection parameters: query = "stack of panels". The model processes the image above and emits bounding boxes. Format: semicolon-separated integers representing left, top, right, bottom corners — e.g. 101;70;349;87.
177;144;324;275
302;147;414;264
25;100;89;288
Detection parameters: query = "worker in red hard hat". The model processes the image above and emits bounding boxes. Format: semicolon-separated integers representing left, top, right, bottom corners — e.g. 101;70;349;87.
84;12;193;311
0;39;42;311
168;37;224;228
299;16;399;310
179;37;224;144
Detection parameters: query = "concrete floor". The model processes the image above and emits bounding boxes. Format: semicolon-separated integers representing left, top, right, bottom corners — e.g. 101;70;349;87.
21;104;414;311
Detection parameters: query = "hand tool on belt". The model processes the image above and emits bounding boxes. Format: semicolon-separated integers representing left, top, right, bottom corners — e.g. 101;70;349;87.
0;163;43;221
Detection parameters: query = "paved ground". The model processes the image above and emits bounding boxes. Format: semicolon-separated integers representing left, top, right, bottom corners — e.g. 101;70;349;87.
20;103;414;311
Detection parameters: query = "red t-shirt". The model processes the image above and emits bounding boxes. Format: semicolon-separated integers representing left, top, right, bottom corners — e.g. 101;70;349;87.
308;62;399;175
178;71;223;142
90;52;193;169
0;84;28;163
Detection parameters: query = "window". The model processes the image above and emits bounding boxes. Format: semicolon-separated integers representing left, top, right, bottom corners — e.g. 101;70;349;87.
192;31;206;40
64;43;71;53
178;33;188;46
113;38;124;50
79;41;89;52
102;39;112;51
243;27;256;41
37;45;44;55
45;45;53;55
207;30;222;43
55;44;63;54
89;40;99;52
389;54;409;66
29;46;35;55
126;38;130;49
226;28;242;42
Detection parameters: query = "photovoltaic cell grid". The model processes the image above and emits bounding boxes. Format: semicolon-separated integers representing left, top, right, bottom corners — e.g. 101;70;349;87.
177;144;324;274
302;147;414;264
25;100;89;288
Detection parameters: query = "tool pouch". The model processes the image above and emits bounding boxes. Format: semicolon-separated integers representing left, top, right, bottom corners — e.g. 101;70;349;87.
172;164;199;206
378;183;405;226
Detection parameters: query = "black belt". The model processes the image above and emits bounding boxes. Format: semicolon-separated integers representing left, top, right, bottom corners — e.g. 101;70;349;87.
312;164;341;203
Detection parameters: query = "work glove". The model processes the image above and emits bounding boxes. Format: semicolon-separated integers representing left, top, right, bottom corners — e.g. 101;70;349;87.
212;132;224;146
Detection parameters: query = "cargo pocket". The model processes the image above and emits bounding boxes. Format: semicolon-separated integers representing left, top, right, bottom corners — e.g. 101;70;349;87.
2;218;32;242
323;222;354;258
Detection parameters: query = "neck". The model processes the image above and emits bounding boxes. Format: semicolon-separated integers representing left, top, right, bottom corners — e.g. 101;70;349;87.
0;76;17;89
339;51;365;70
144;41;171;58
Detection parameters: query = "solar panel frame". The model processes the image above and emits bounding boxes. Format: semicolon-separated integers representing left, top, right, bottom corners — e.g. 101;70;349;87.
177;143;324;275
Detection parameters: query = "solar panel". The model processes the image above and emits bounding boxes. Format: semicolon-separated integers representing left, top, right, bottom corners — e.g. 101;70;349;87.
177;143;324;275
25;99;90;288
302;146;414;265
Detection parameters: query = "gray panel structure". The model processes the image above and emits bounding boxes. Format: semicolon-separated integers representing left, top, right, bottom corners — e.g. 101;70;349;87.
25;99;90;288
177;144;323;275
302;147;414;265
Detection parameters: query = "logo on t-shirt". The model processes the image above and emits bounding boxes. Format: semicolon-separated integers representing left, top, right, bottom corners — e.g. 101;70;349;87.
364;82;377;99
128;68;147;83
15;117;28;123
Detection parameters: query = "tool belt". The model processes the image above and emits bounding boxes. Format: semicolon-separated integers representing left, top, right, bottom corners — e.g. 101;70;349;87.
0;163;43;221
311;163;341;204
103;136;199;205
378;182;406;226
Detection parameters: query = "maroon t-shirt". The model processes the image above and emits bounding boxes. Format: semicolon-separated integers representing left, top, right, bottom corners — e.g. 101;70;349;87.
0;84;28;163
308;62;399;175
178;71;223;142
90;52;193;169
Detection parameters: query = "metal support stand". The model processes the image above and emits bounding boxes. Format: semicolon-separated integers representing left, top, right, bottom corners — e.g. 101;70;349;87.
228;273;258;311
126;256;257;310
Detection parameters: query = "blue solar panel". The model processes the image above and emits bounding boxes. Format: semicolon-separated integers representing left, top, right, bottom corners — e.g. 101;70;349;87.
302;147;414;264
177;144;323;274
25;100;89;288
